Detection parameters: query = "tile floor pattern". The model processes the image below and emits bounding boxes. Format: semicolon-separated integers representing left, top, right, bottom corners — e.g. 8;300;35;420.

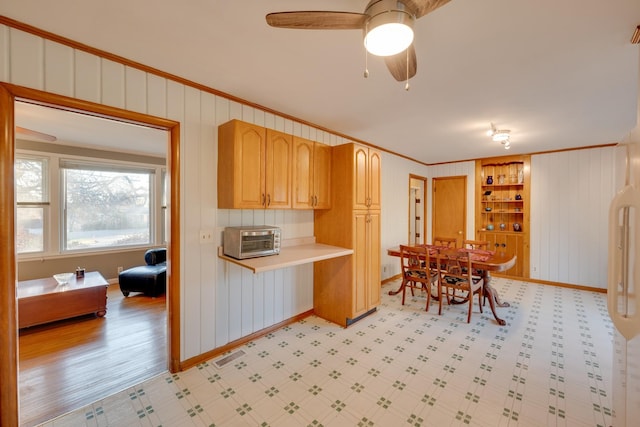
42;278;613;426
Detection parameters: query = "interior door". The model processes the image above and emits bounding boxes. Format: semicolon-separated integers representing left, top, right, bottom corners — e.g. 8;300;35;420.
432;176;466;247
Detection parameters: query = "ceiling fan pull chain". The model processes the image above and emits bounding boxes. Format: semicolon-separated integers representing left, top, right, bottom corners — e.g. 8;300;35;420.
405;48;410;91
364;21;369;78
364;50;369;78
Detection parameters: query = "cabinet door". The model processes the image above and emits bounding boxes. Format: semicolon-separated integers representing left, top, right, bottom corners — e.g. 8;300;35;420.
368;149;382;210
313;142;332;209
230;121;266;209
265;129;292;209
481;232;524;277
353;145;370;210
353;212;368;317
292;137;314;209
367;211;381;309
352;211;381;318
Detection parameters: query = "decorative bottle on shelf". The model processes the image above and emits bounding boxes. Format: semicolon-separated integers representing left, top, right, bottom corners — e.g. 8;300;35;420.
486;175;493;185
515;193;522;200
518;168;524;183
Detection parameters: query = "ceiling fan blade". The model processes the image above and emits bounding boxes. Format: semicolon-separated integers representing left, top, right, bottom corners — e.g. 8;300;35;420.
15;126;57;142
403;0;452;19
385;44;417;82
266;11;366;30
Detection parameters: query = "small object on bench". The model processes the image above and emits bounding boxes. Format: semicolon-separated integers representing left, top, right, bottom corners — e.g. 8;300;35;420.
118;248;166;297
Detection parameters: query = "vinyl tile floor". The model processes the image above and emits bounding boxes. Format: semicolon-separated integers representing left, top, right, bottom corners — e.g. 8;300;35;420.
41;277;613;426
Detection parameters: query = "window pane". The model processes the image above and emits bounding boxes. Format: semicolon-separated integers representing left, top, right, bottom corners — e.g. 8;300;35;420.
64;168;151;250
16;158;47;202
17;207;44;253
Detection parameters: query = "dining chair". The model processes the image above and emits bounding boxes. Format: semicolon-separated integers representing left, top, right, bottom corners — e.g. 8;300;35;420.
462;239;490;250
433;236;457;248
399;245;441;312
437;252;484;323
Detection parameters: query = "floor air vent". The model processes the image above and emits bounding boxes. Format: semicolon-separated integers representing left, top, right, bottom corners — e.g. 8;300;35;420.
213;349;246;368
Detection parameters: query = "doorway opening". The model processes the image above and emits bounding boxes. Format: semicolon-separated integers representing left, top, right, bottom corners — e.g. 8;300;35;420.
0;84;181;426
408;174;427;245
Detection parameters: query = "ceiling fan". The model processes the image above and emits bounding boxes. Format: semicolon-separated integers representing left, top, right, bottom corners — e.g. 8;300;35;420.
266;0;452;83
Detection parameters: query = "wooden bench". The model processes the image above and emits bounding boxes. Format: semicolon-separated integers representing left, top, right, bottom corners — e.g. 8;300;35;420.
17;271;108;328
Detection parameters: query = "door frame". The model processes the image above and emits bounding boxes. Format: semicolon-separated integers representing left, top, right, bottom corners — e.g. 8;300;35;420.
0;83;181;425
408;174;427;245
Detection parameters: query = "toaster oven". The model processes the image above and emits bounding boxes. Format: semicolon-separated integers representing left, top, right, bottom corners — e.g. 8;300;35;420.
223;226;281;259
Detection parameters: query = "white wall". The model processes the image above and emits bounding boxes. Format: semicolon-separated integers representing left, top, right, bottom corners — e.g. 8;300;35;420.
379;152;429;279
530;147;616;289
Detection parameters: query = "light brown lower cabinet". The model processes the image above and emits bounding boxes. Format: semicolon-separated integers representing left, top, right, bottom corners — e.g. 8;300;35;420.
478;231;527;277
314;210;380;327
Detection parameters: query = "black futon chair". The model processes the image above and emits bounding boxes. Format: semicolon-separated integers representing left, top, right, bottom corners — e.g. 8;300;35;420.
118;248;166;297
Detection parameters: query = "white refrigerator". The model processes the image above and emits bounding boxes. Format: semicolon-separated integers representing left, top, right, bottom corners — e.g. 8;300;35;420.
608;76;640;426
607;36;640;425
609;137;640;426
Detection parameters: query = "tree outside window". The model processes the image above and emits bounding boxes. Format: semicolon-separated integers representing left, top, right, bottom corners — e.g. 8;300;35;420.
15;157;47;254
62;165;152;250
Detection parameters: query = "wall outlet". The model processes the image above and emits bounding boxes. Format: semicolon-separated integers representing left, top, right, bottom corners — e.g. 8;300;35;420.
199;230;214;244
383;265;388;273
117;266;123;274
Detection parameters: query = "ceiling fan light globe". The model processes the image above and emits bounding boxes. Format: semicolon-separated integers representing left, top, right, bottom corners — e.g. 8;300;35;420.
364;9;414;57
492;131;510;142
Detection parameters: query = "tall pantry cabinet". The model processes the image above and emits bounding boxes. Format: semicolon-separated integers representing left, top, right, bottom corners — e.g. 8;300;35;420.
314;143;381;327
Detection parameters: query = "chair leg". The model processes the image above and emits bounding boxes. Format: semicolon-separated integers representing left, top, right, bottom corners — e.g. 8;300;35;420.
467;297;473;323
424;282;431;312
401;279;408;305
477;288;483;314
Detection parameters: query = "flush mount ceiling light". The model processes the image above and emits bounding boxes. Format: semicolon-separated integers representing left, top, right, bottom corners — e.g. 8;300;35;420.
364;4;415;57
487;123;512;150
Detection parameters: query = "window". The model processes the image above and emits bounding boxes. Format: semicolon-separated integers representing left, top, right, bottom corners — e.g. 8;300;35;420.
61;161;155;251
16;156;48;254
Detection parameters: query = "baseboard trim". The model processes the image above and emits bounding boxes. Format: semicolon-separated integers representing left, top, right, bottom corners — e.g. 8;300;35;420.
494;274;607;293
178;309;314;371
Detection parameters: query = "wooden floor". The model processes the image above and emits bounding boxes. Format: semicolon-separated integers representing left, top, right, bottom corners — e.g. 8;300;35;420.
18;284;167;426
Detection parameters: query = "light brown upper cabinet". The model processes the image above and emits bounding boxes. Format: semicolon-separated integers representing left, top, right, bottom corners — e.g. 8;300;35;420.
218;119;292;209
292;137;331;209
353;145;381;211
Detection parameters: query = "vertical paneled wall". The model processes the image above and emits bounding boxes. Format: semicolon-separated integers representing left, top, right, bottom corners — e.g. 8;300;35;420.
0;24;344;361
530;147;615;289
379;152;429;279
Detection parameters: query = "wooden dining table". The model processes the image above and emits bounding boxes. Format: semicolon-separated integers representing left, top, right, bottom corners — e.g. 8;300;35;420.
387;245;516;325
